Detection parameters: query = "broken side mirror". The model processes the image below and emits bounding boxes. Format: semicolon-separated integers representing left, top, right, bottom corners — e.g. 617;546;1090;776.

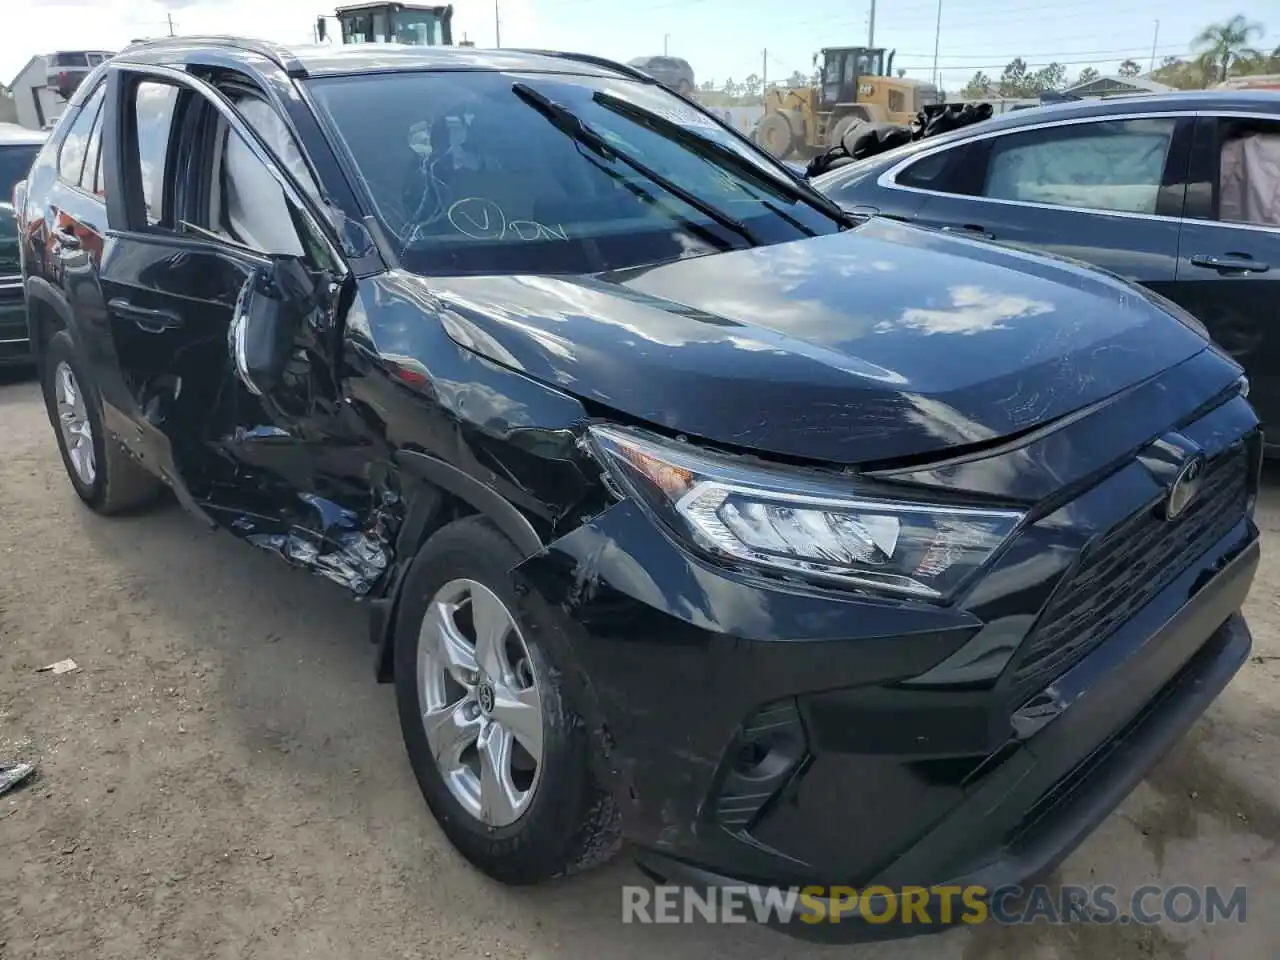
229;258;313;397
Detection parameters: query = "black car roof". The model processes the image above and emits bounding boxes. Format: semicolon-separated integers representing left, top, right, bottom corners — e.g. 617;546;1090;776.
812;89;1280;187
974;89;1280;131
118;37;634;81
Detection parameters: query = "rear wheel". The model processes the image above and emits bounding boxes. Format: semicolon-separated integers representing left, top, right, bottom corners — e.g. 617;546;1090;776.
394;516;620;883
41;330;160;514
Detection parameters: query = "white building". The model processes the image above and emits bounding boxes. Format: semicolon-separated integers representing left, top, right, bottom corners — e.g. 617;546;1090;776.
9;56;65;130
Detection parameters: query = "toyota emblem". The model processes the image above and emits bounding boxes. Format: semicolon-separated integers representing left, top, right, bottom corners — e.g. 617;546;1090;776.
1164;455;1205;521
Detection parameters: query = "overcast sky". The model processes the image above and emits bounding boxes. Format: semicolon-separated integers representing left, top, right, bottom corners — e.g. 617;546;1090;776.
4;0;1276;94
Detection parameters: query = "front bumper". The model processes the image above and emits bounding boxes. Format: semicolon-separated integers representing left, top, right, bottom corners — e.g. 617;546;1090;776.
635;562;1254;941
513;389;1259;941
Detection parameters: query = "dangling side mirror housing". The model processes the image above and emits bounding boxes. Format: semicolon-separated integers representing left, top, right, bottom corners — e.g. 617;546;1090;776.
229;258;313;397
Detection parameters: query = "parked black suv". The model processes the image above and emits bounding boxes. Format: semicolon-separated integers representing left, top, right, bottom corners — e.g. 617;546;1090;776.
16;39;1261;939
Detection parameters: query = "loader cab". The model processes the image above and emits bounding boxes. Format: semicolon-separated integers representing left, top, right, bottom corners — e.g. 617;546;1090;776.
818;46;886;108
318;2;454;46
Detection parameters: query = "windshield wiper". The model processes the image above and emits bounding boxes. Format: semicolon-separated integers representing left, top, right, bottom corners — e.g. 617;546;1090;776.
592;90;854;229
511;82;759;247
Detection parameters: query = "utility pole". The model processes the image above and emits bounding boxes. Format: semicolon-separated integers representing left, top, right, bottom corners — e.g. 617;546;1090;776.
930;0;943;87
167;12;175;36
762;48;767;99
494;0;501;48
664;33;670;56
1148;19;1160;74
868;0;875;47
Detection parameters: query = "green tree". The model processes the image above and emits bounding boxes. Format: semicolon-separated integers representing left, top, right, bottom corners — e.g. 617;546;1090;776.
700;79;716;92
997;57;1029;97
961;71;992;99
743;73;762;99
722;77;739;99
786;70;808;88
1117;58;1141;78
1194;14;1264;82
1031;62;1067;91
1151;54;1214;90
1075;66;1100;85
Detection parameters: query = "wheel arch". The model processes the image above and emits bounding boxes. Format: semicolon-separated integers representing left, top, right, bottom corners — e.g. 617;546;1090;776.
24;276;74;361
369;451;546;682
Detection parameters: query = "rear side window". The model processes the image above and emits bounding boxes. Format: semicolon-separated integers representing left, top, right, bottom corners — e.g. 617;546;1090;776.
52;52;90;68
134;81;180;222
980;118;1178;215
82;102;105;196
56;85;104;185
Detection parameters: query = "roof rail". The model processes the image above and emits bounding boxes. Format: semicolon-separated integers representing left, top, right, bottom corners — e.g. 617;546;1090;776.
118;35;308;77
506;49;654;84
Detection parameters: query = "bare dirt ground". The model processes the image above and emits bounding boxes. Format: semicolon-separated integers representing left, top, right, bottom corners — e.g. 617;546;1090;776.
1;365;1278;960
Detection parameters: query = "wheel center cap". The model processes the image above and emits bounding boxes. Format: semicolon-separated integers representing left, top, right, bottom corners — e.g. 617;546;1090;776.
477;681;496;715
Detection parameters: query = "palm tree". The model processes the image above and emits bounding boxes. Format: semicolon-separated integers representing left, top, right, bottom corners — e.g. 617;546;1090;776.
1193;15;1264;82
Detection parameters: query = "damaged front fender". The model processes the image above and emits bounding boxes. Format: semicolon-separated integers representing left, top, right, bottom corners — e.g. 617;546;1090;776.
511;497;975;856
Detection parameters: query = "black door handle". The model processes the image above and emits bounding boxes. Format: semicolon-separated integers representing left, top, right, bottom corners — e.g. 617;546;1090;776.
1189;253;1269;274
941;223;995;240
108;298;183;333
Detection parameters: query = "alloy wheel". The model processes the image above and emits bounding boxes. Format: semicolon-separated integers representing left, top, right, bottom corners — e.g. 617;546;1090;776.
417;578;543;827
54;360;95;487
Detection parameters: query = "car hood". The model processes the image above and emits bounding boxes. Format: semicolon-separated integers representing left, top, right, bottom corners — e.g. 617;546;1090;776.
411;218;1209;466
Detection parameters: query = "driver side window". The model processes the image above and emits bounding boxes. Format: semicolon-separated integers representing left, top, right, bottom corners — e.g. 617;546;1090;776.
207;114;306;257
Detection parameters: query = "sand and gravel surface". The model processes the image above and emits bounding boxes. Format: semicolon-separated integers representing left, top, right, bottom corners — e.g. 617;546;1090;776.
2;367;1278;959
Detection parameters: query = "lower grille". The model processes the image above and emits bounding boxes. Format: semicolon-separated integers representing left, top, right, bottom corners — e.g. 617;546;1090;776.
1009;446;1249;697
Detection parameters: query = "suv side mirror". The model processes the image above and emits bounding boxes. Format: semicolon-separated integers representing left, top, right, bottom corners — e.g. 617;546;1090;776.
229;259;313;396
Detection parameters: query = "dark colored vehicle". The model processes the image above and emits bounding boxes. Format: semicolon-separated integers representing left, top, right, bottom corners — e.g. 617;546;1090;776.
46;50;114;101
17;40;1260;940
1;124;46;364
627;55;695;94
812;91;1280;450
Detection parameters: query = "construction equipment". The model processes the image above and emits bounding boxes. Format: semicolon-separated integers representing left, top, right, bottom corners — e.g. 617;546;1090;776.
316;3;454;46
755;46;940;159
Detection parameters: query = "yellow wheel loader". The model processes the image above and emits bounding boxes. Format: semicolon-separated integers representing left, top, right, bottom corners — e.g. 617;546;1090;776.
756;47;940;158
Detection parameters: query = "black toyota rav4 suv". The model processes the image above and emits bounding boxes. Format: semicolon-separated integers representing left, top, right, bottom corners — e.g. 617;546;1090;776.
17;39;1261;939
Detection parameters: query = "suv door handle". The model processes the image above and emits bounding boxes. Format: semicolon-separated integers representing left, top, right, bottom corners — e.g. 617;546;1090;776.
1189;254;1270;274
941;224;995;240
108;298;183;333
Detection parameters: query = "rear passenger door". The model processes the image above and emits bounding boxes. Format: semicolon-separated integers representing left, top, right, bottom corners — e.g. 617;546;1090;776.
905;114;1193;299
1174;114;1280;437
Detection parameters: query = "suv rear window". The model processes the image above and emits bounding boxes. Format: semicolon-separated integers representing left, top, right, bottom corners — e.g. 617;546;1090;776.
50;52;91;68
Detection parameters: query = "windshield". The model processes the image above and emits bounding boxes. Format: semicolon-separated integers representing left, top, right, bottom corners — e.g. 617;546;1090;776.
307;70;842;276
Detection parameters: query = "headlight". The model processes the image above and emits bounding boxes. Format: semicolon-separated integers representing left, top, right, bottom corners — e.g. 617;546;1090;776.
589;424;1024;601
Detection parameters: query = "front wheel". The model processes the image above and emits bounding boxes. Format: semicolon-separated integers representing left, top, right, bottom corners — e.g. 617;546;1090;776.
394;516;620;884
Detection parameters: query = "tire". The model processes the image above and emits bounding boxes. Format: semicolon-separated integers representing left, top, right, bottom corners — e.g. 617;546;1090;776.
394;515;620;884
676;78;694;96
755;111;796;158
41;330;161;514
829;113;867;153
